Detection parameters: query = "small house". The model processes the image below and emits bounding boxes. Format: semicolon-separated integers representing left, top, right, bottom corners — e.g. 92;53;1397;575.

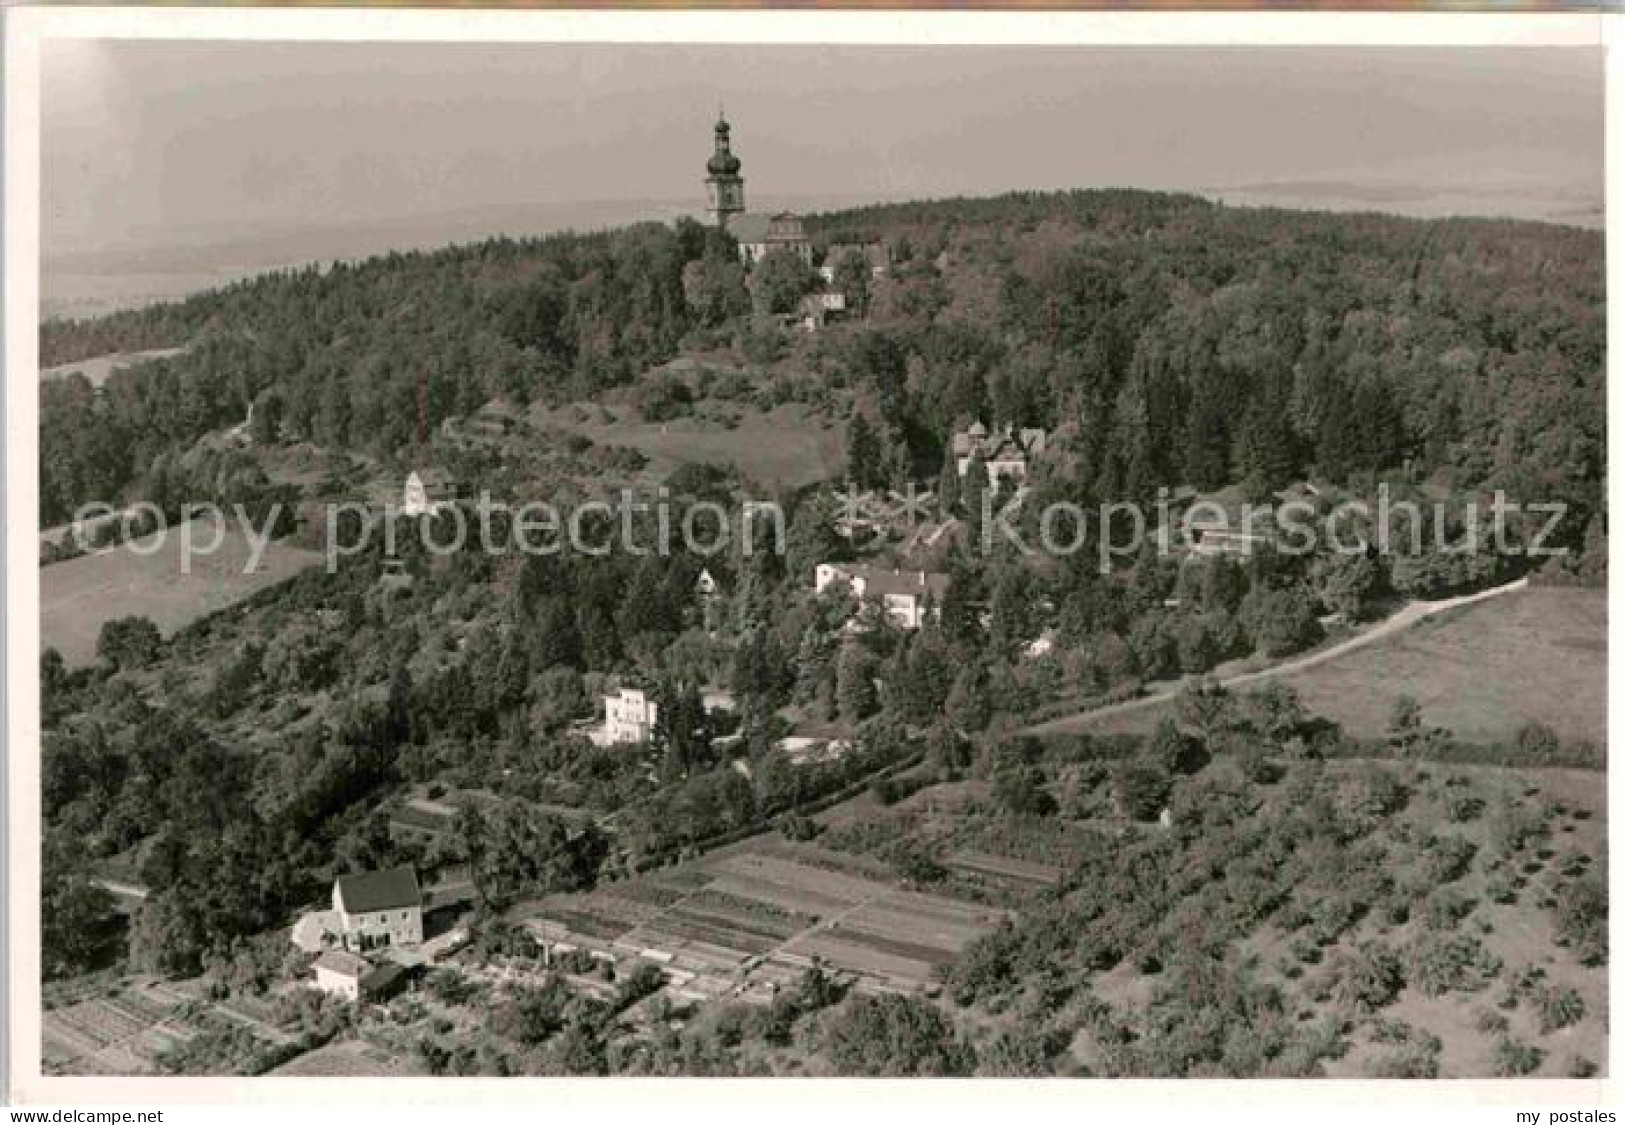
603;687;660;745
951;422;1048;486
400;469;458;517
311;949;370;1001
310;950;410;1004
814;562;949;630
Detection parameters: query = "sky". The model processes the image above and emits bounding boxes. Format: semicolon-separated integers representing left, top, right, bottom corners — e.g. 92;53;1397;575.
42;40;1603;263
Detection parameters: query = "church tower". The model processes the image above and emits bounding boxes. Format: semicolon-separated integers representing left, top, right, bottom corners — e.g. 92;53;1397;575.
705;113;745;229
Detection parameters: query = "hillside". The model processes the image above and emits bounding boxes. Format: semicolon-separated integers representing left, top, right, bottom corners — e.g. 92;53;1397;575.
39;189;1604;543
36;188;1608;1079
1039;585;1606;751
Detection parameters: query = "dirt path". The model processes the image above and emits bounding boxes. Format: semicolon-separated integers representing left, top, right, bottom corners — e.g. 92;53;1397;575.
1021;577;1531;737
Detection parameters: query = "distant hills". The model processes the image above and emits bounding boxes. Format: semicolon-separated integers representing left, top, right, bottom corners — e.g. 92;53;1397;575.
44;180;1602;321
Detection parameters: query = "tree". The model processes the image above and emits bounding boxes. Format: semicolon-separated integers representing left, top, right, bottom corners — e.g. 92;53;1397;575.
1174;679;1235;749
845;412;887;491
460;804;606;911
1173;615;1217;674
654;681;715;779
945;663;993;733
249;388;282;445
1146;716;1202;776
1244;681;1307;747
528;667;587;734
822;994;976;1076
750;248;816;316
1241;586;1322;658
1388;695;1424;756
994;763;1056;818
681;253;750;326
835;644;879;724
42;836;120;978
832;251;872;318
1312;552;1378;622
97;615;163;671
1115;759;1173;821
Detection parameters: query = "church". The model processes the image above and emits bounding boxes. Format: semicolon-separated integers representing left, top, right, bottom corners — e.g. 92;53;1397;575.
704;115;812;268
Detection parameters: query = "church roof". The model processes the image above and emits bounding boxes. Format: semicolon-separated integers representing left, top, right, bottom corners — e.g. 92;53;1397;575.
708;115;742;176
708;150;741;176
730;212;808;246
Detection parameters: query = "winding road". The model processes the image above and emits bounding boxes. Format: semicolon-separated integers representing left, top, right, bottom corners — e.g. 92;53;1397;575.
1021;576;1531;737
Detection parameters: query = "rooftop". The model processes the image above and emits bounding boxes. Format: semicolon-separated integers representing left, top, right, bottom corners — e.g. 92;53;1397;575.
730;212;807;245
826;562;949;600
313;949;369;978
334;865;421;914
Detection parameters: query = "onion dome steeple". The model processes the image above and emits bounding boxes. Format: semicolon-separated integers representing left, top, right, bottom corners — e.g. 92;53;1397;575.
704;111;746;228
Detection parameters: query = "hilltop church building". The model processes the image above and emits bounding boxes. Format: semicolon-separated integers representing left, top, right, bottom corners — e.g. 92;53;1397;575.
704;115;813;268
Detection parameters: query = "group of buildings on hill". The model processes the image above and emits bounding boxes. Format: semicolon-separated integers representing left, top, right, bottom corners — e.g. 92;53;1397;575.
702;115;886;330
950;421;1049;487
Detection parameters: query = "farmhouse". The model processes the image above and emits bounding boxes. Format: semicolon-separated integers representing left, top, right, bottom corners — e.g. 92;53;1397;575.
333;865;423;952
603;686;660;745
814;563;949;630
951;422;1048;486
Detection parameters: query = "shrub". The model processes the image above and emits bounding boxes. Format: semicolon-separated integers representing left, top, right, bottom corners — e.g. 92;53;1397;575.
1552;873;1607;966
1535;985;1586;1034
1492;1037;1544;1078
822;994;977;1076
1114;760;1173;822
1489;795;1552;857
1329;942;1404;1015
778;813;822;841
1421;834;1478;884
1566;1055;1598;1079
1419;889;1474;932
1485;868;1519;905
1442;791;1485;823
1408;932;1501;997
1365;1029;1441;1079
1514;721;1562;763
1237;746;1283;785
1289;936;1322;966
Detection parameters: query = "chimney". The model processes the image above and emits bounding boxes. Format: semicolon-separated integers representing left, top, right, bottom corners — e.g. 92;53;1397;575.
918;571;925;587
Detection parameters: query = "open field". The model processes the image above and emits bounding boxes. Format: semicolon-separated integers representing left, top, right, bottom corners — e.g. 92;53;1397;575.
41;347;187;387
266;1038;414;1077
536;401;844;490
1278;587;1605;746
41;521;324;667
521;835;1009;997
1045;585;1605;747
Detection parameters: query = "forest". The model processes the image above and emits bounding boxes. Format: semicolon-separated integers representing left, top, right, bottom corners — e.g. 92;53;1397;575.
42;189;1603;538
